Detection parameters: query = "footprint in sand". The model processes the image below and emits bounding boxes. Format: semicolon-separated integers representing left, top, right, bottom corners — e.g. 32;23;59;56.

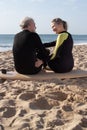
18;92;35;101
45;91;67;101
62;104;73;112
79;117;87;128
14;88;26;95
78;109;87;116
2;107;16;118
19;109;27;117
0;92;5;99
29;97;52;110
8;99;15;106
72;124;82;130
47;119;64;128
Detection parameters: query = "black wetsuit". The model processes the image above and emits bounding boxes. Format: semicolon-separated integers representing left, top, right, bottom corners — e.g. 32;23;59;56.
13;30;49;74
44;31;74;73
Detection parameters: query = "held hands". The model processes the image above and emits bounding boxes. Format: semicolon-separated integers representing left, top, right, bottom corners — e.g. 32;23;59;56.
35;59;43;68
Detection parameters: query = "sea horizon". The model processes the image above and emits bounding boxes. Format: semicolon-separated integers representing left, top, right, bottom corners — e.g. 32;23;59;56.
0;34;87;52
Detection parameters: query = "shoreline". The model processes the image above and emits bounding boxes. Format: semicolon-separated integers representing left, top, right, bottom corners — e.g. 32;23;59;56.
0;45;87;130
0;42;87;52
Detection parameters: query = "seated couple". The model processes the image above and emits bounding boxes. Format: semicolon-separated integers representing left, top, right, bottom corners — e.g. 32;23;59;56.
13;16;74;75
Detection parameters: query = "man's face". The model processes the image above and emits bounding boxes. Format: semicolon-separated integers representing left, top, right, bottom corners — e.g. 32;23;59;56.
28;20;36;32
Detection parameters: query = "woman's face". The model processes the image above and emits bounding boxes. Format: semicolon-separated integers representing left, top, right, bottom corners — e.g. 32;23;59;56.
51;22;63;34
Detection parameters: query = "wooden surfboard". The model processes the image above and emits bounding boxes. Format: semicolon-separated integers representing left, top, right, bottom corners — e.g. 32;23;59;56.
0;69;87;81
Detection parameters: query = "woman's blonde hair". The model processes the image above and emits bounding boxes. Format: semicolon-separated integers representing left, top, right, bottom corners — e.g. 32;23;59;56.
52;18;68;31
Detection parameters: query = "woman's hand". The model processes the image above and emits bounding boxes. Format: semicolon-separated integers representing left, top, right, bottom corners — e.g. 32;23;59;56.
35;59;43;67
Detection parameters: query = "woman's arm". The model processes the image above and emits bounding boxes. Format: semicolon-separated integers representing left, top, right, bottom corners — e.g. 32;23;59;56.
43;41;56;48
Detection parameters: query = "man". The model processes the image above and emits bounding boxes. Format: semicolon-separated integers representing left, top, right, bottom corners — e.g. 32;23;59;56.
13;17;49;74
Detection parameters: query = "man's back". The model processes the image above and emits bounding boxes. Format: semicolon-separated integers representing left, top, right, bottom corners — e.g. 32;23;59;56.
13;30;49;74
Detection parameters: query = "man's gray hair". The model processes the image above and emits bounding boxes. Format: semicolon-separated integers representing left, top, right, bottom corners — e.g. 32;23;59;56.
20;17;34;29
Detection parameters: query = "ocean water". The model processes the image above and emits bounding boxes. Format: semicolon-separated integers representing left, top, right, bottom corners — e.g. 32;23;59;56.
0;34;87;52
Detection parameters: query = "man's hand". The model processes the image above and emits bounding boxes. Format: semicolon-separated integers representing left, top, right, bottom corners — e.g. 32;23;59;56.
35;59;43;67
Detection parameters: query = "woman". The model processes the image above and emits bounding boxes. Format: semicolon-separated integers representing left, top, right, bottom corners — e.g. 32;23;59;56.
13;17;49;74
44;18;74;73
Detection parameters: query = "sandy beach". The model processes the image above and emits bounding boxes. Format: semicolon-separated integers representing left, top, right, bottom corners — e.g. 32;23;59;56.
0;45;87;130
